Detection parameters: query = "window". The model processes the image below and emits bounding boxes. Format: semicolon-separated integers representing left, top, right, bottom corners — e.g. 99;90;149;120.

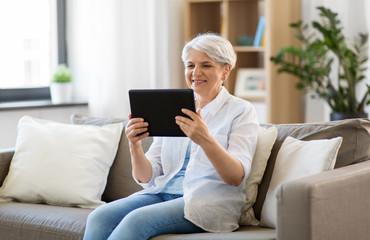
0;0;66;102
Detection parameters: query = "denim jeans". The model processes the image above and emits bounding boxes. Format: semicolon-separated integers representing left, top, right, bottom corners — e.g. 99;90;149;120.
83;193;204;240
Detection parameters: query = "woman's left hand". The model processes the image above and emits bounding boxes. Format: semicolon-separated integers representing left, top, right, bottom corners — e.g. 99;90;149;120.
176;108;245;186
175;108;211;145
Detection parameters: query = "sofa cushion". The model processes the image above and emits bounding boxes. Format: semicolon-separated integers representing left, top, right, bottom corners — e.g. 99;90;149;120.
151;226;276;240
0;116;123;208
71;114;153;202
254;118;370;220
260;136;342;228
239;126;277;226
0;202;91;240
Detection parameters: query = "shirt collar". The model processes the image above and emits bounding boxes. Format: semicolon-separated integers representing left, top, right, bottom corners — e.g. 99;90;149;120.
201;87;229;117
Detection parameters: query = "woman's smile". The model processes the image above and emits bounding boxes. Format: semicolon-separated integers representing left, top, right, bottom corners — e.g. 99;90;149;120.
185;49;230;107
192;79;207;86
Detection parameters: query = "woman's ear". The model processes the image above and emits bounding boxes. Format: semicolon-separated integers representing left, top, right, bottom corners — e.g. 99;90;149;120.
222;64;232;81
226;64;232;72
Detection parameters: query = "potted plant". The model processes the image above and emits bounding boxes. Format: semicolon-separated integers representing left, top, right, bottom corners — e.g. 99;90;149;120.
50;64;73;104
270;6;370;120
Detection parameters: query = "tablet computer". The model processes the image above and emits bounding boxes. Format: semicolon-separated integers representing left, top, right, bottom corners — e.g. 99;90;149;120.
128;89;196;137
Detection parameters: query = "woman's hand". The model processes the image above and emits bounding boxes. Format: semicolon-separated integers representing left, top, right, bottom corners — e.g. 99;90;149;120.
125;114;152;183
175;108;212;145
176;108;245;186
125;114;149;145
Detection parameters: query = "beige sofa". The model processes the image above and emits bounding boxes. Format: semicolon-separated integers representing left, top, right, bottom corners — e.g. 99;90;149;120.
0;116;369;240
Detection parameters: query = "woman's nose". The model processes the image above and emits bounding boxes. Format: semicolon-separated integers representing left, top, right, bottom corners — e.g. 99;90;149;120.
192;66;202;76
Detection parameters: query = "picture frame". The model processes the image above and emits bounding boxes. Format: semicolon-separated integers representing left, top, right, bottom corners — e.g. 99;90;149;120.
234;68;266;99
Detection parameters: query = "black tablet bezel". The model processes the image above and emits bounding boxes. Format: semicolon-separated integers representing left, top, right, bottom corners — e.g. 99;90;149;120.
129;89;196;137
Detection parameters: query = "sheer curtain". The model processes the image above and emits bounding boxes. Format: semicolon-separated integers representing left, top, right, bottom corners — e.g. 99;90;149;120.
67;0;184;118
302;0;370;122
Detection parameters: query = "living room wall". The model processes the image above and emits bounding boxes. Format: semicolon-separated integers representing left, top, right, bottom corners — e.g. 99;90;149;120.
1;0;369;149
67;0;185;119
0;0;184;148
67;0;369;122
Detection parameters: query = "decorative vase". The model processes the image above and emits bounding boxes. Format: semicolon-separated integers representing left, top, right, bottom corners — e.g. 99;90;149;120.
330;112;368;121
50;82;72;104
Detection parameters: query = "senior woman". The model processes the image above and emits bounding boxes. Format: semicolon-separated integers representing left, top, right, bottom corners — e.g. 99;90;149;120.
83;33;259;240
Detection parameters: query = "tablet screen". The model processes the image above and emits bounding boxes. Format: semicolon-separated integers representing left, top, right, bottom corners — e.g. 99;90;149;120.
129;89;196;137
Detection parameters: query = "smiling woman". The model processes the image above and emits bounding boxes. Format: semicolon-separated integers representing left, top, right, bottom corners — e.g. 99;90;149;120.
182;33;236;108
184;49;232;108
83;33;259;240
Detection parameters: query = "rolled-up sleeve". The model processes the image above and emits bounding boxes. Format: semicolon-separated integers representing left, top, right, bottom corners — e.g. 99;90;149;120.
133;137;164;188
228;103;259;181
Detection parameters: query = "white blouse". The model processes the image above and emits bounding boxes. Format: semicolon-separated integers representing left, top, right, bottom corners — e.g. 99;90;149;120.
133;87;259;232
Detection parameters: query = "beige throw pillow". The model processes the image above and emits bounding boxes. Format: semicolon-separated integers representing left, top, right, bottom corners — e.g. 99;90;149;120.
0;116;123;208
239;126;278;226
260;136;343;228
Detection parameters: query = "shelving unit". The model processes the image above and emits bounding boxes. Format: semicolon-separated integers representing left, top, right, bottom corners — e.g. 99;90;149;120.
184;0;303;123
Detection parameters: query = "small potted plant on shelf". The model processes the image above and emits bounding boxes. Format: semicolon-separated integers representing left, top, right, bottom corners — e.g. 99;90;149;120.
270;6;370;120
50;64;73;104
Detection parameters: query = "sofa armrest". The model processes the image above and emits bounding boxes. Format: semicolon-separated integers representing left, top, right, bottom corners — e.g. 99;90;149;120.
276;160;370;240
0;148;14;186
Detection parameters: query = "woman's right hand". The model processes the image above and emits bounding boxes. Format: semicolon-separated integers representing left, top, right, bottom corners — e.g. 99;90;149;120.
125;114;149;145
125;114;152;183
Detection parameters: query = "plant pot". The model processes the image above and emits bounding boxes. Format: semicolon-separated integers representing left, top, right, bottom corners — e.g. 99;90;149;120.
50;82;72;104
330;112;368;121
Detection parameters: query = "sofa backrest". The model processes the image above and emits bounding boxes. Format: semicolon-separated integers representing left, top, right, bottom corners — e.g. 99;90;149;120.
253;118;370;220
0;150;14;186
72;115;370;220
102;133;153;202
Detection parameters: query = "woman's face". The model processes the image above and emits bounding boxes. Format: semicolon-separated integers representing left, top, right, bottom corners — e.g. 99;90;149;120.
185;49;230;102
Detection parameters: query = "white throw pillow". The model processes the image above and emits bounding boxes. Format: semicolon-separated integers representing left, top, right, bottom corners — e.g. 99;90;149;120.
0;116;123;208
239;126;278;226
260;136;343;228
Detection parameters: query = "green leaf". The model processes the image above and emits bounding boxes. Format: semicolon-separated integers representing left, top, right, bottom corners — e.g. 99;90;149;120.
270;5;369;113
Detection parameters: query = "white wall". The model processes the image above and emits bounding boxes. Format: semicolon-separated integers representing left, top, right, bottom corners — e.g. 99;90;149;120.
67;0;185;119
1;1;367;149
0;1;184;149
0;2;89;149
0;106;88;148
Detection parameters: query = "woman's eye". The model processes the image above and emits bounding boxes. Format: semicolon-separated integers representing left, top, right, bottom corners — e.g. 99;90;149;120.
187;64;194;68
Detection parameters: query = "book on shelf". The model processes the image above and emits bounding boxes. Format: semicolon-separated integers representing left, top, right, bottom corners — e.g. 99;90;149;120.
253;16;265;47
261;29;266;47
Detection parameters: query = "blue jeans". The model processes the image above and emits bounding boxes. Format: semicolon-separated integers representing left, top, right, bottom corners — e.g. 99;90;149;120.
83;193;204;240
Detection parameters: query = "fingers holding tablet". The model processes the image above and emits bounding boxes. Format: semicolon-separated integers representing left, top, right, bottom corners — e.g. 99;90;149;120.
175;108;211;145
125;116;149;142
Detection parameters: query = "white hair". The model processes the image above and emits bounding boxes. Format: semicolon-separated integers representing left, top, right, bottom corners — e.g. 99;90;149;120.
181;33;237;69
